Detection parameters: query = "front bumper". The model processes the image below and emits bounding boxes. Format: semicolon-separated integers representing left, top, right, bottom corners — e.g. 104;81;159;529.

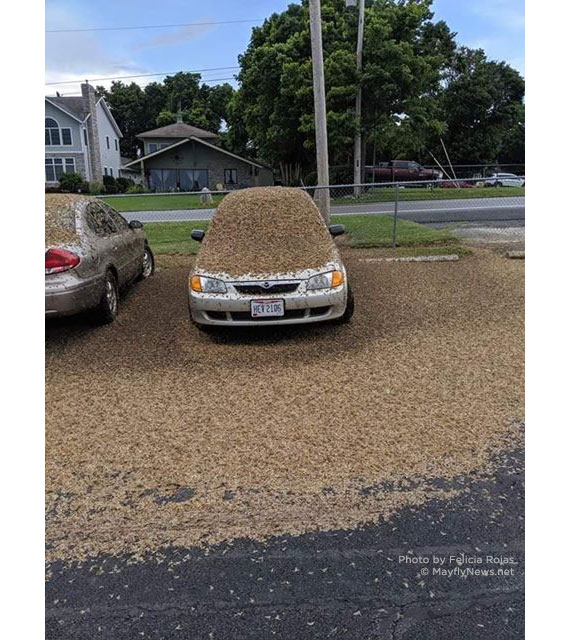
45;276;103;318
189;282;348;326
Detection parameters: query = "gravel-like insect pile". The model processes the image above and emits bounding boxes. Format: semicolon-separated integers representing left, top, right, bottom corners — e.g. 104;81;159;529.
195;187;336;276
45;250;524;563
45;194;83;247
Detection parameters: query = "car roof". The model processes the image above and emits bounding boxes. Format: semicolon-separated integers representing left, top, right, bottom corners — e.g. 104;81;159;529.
195;187;336;277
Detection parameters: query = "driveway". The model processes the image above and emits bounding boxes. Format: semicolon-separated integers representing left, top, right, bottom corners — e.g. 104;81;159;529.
46;249;524;638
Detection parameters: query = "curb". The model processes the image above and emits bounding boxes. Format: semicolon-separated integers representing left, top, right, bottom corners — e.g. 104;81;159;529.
360;254;460;263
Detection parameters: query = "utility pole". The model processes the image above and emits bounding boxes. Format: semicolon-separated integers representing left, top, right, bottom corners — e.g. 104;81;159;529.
308;0;330;223
353;0;365;196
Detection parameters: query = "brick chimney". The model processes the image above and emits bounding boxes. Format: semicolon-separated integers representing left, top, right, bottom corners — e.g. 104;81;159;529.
81;83;103;182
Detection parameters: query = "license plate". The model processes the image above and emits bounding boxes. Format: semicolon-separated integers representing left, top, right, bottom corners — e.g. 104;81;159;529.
251;299;285;318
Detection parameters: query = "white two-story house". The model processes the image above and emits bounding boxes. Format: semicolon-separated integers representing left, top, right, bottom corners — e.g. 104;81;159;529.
45;83;122;186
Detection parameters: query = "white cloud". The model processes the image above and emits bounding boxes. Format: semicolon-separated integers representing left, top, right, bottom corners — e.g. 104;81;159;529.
45;2;147;95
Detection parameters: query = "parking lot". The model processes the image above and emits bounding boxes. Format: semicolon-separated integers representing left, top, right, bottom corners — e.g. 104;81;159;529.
46;248;524;566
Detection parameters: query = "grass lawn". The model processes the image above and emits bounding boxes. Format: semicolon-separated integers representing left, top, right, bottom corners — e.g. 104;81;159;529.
144;215;459;256
333;185;524;205
101;193;225;212
103;186;523;212
334;214;457;248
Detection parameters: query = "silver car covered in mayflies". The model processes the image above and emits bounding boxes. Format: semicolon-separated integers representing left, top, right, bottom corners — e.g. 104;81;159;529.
188;187;354;329
45;194;154;323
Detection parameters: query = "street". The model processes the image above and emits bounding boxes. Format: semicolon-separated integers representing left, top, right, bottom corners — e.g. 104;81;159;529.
119;196;526;226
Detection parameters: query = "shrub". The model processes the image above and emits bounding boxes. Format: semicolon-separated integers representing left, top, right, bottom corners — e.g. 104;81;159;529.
88;181;106;195
103;175;118;194
126;184;146;194
58;172;84;193
116;177;134;193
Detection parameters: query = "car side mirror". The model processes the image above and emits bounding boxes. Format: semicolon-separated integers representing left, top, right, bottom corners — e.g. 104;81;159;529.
191;229;205;242
329;224;345;237
129;220;143;229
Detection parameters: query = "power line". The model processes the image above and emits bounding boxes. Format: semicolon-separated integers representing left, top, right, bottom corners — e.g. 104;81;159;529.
46;18;263;34
45;67;239;85
51;77;238;95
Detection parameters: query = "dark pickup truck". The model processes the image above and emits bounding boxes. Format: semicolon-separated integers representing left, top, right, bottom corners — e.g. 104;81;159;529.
365;161;442;183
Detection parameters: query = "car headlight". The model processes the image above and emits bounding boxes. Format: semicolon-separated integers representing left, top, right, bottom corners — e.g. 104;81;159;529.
190;275;227;293
306;270;344;290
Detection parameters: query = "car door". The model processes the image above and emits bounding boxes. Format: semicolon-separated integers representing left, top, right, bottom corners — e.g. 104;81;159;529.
84;202;126;285
103;204;144;282
409;162;421;181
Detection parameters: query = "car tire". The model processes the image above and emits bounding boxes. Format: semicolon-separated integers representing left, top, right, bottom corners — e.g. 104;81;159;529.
95;269;119;324
332;283;355;325
496;182;503;187
138;243;155;280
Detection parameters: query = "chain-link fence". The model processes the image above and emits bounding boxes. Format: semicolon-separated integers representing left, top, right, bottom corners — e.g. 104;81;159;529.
100;176;525;247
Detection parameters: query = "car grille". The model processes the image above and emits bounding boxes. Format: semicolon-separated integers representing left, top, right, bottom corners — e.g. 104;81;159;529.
233;282;299;295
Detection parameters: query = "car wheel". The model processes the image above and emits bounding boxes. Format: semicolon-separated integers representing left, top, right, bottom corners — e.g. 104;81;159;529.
496;182;503;187
95;270;119;324
332;283;354;325
138;243;155;280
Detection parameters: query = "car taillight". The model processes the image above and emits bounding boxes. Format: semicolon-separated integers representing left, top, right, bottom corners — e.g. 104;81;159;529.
45;248;80;274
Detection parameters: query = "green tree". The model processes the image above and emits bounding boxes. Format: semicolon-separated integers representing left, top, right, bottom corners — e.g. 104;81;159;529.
97;81;153;157
437;47;525;164
230;0;456;182
99;75;236;157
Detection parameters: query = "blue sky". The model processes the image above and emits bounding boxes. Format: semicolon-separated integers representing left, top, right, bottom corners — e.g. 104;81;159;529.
45;0;524;96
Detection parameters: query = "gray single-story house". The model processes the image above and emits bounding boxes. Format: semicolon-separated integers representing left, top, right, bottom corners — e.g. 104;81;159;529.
122;120;273;191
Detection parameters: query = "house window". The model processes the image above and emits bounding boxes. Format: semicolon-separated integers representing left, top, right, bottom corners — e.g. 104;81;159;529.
249;165;259;177
114;139;118;151
148;168;208;192
224;169;237;185
45;157;76;182
106;136;110;149
110;168;113;177
148;143;158;154
45;118;72;146
104;167;108;176
83;129;88;146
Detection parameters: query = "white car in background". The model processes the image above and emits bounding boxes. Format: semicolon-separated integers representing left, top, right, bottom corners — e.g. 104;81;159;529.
485;173;525;188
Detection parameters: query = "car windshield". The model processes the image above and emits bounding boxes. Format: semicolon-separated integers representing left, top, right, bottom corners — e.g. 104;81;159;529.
45;194;80;247
196;187;335;277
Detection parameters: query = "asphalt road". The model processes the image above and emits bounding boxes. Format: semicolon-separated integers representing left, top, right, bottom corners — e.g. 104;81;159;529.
122;196;525;226
46;444;524;640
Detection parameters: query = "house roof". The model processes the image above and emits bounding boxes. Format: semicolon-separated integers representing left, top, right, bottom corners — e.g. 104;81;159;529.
46;96;88;122
97;97;123;138
45;95;123;137
123;137;266;170
136;122;218;140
